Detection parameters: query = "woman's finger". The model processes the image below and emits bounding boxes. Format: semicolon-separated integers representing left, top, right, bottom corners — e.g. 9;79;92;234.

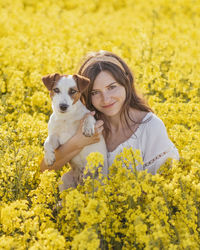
94;125;104;135
95;120;104;128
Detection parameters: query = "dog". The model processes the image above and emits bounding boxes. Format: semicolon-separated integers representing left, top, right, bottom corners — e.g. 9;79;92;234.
42;73;108;192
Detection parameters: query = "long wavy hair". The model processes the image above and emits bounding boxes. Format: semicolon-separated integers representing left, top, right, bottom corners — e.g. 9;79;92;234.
77;50;153;137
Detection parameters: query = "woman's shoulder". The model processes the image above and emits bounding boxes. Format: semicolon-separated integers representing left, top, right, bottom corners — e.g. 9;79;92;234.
127;111;166;141
143;112;166;132
137;112;169;142
139;112;172;149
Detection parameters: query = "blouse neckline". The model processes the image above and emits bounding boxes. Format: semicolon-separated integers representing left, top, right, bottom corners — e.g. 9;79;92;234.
107;112;153;154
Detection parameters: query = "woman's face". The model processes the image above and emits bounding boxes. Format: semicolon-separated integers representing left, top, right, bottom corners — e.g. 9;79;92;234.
91;71;126;117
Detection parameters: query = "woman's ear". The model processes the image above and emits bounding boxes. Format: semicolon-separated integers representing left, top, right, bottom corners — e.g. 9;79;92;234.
42;73;62;91
73;74;90;93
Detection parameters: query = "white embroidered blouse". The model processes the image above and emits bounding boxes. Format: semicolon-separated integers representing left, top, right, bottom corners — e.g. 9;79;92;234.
107;112;179;175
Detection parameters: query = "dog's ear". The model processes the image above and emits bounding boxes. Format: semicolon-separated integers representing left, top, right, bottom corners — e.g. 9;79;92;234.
42;73;62;91
73;74;90;93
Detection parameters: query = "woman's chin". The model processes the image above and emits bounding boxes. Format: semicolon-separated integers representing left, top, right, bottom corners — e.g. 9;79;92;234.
101;109;120;117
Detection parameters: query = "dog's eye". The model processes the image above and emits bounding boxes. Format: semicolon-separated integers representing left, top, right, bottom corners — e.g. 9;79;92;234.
69;89;77;95
53;88;60;93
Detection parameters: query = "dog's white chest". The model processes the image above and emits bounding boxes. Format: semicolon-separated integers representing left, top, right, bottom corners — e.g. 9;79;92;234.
49;116;78;145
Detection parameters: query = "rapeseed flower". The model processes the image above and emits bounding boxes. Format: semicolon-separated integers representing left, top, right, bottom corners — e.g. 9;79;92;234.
0;0;200;248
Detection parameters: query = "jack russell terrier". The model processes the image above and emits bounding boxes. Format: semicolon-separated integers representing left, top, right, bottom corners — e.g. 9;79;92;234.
42;73;108;191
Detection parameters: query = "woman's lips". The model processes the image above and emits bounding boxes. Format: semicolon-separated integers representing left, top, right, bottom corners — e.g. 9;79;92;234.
102;102;116;108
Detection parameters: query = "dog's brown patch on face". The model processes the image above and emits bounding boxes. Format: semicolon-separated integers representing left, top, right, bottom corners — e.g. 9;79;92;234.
50;86;58;99
68;87;81;104
72;91;81;104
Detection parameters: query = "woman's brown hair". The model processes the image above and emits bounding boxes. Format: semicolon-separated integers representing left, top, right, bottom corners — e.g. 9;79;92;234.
77;50;153;137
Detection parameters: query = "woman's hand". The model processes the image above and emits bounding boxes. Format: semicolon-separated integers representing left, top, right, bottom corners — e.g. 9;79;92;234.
73;111;104;149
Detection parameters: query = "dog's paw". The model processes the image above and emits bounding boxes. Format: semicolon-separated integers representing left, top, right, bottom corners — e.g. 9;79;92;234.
82;118;95;137
44;151;55;166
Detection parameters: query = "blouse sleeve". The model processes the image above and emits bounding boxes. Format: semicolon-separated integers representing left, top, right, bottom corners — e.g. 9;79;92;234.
141;115;179;175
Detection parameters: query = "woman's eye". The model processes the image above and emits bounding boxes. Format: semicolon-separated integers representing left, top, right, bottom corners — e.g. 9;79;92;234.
108;85;116;90
53;88;60;93
91;91;99;96
69;89;77;95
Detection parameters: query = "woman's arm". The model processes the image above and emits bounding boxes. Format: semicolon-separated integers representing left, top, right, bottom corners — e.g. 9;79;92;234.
40;113;104;172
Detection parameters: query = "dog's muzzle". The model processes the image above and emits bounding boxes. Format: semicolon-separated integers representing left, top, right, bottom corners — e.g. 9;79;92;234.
59;103;69;112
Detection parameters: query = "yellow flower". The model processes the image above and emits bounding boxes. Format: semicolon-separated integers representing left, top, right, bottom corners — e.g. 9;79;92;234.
1;0;200;248
71;228;100;250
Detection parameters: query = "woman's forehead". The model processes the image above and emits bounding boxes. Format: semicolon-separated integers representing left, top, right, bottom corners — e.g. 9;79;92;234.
93;71;117;89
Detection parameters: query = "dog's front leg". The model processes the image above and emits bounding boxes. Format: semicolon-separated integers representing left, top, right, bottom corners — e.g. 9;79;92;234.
44;135;60;166
82;114;96;137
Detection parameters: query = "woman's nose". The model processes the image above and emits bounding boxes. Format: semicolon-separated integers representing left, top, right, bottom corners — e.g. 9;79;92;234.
101;92;110;103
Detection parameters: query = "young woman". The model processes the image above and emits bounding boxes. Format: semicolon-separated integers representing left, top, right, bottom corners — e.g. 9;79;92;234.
40;50;179;174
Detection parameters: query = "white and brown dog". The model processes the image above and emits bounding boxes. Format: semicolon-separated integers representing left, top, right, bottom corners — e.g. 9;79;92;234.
42;73;108;191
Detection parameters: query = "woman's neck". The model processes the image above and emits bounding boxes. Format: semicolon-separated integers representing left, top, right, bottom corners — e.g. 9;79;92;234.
105;108;146;134
105;108;131;133
107;116;123;133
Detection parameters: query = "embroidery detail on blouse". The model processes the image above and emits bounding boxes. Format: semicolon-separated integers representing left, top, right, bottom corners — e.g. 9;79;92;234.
143;150;170;169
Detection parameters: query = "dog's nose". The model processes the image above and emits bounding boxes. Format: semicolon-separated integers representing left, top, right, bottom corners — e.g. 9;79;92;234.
59;103;69;111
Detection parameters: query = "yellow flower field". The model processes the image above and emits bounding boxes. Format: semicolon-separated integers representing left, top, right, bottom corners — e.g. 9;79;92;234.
0;0;199;249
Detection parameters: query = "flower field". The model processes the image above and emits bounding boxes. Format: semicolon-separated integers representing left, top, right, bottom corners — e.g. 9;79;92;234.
0;0;200;249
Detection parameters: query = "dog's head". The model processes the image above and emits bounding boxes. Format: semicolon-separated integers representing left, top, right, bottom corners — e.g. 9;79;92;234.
42;73;90;114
